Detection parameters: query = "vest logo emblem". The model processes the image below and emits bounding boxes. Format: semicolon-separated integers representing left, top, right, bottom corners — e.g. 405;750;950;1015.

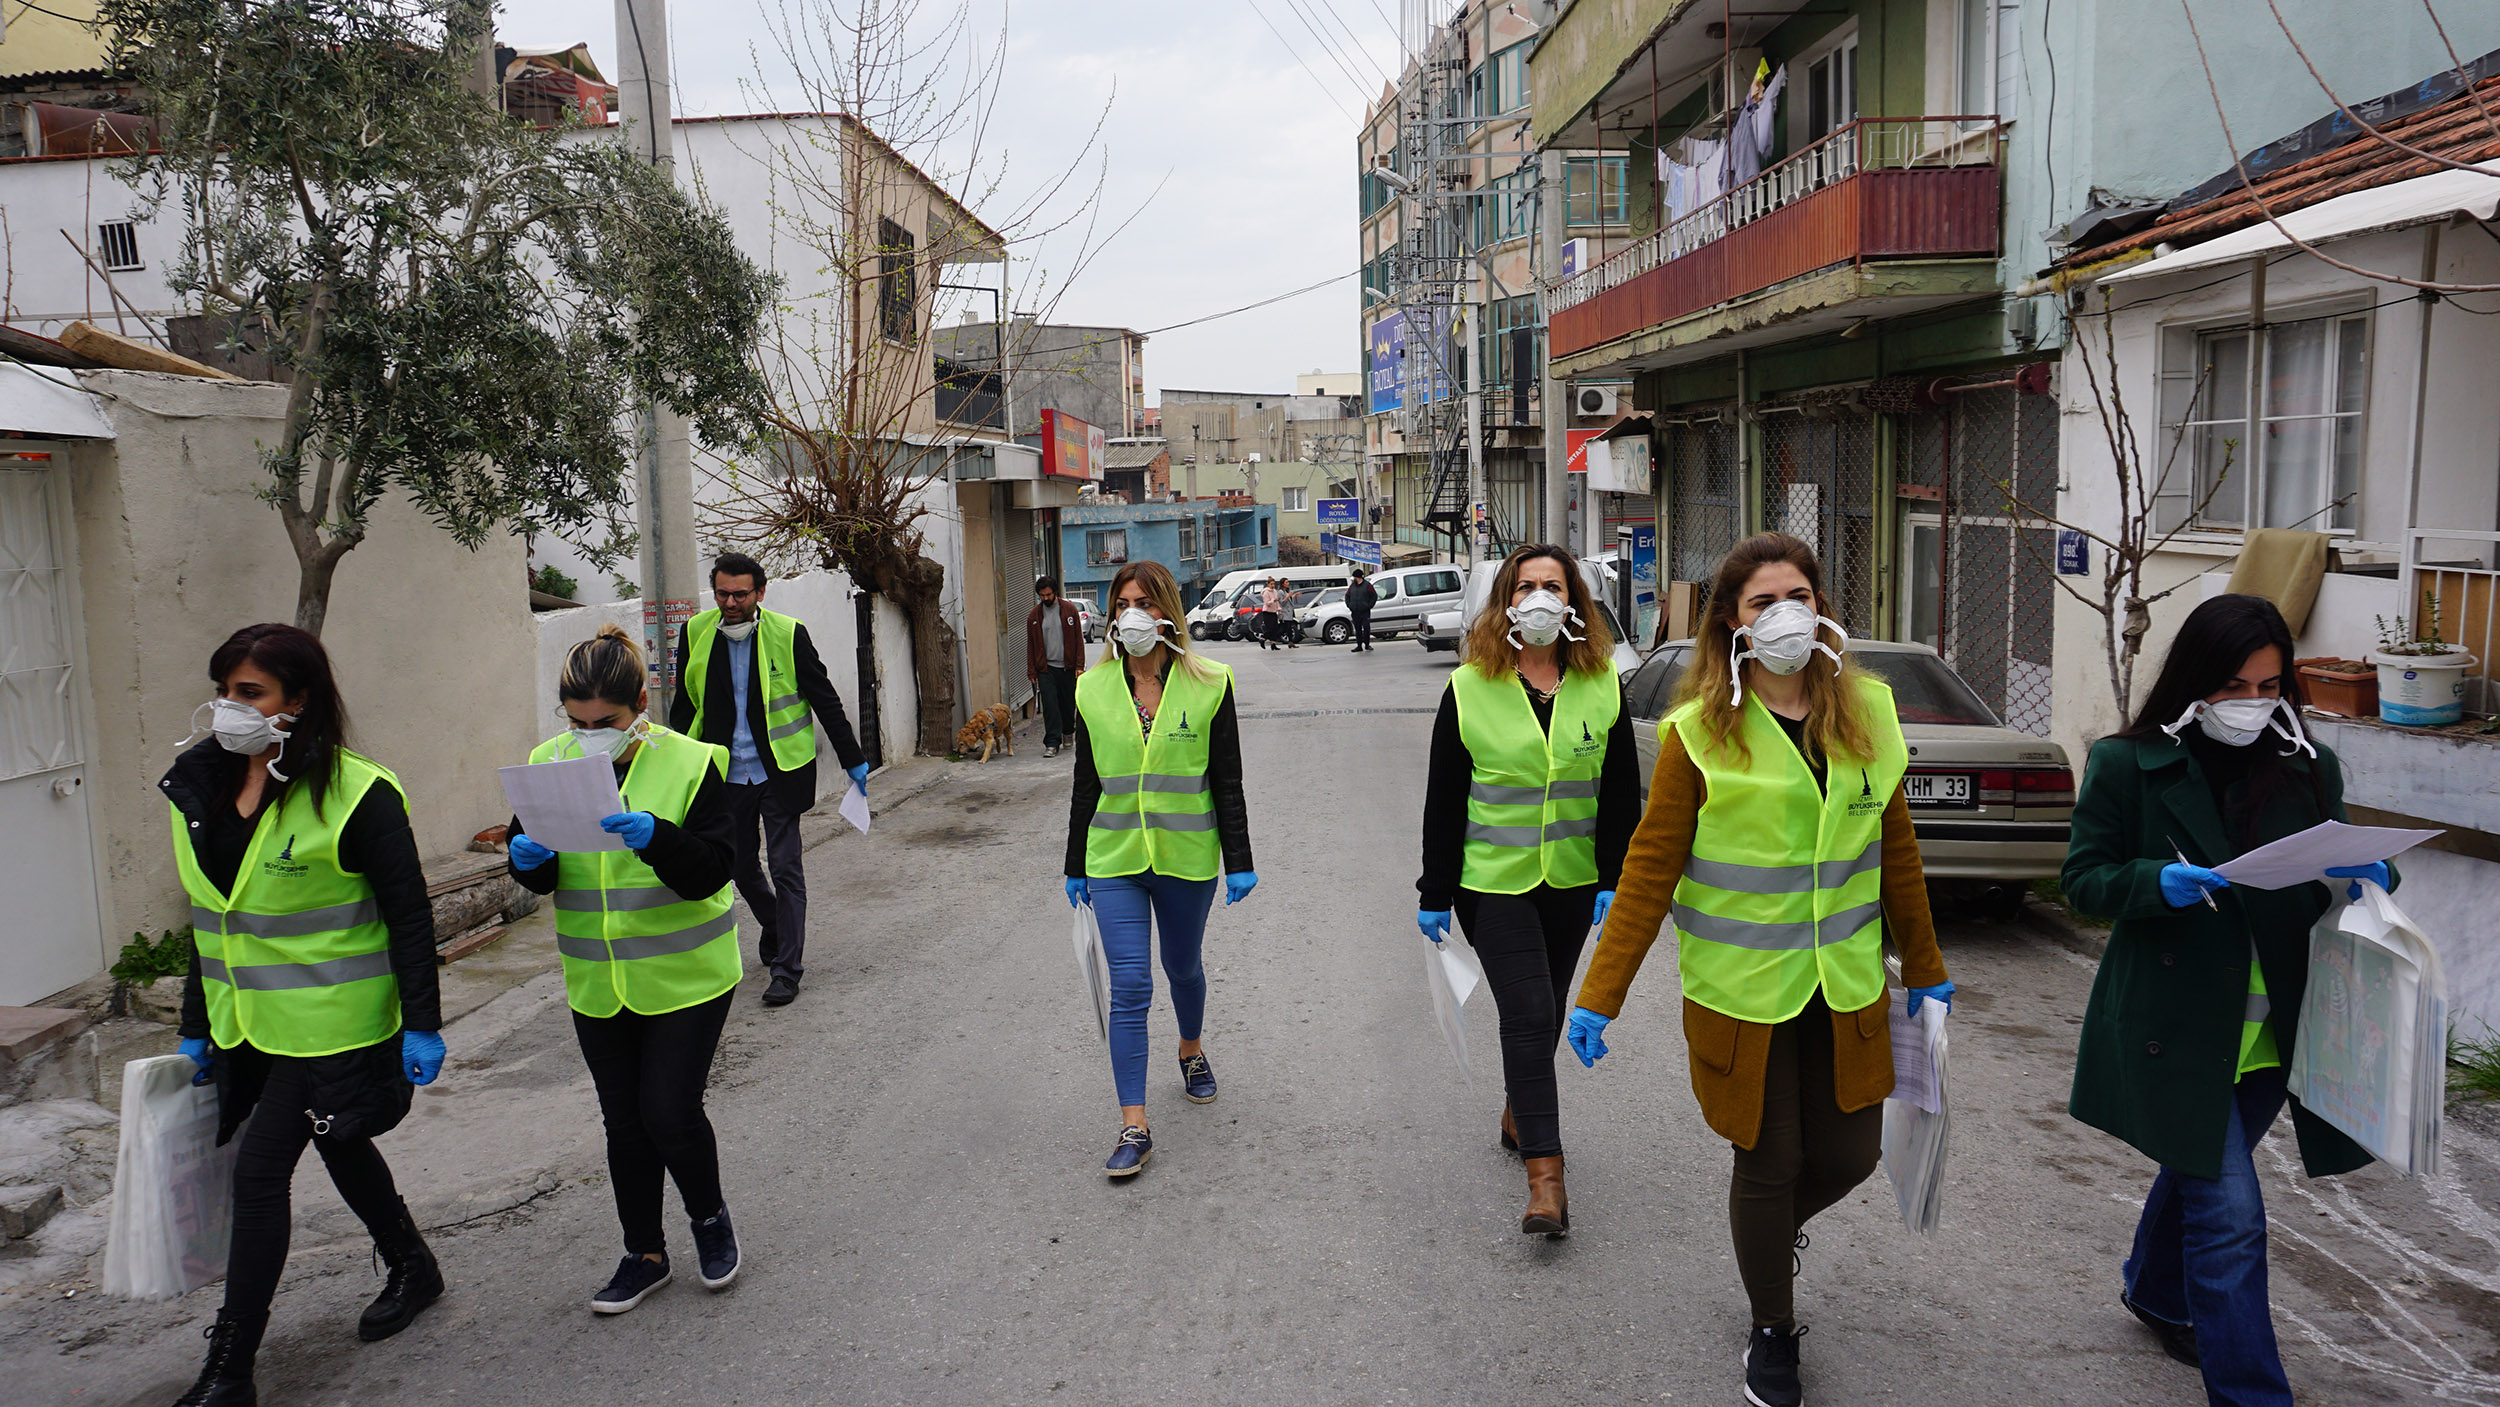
278;835;295;862
1572;718;1603;758
263;834;309;879
1846;770;1882;817
1169;710;1195;739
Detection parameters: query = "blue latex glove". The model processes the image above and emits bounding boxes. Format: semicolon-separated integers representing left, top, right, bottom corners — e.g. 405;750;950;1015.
1907;981;1956;1019
2324;860;2391;901
847;762;871;796
1418;909;1452;944
1225;870;1258;905
2159;862;2230;909
401;1030;446;1086
178;1036;213;1086
1065;876;1090;909
1566;1007;1611;1067
508;833;553;871
600;811;657;850
1591;889;1615;930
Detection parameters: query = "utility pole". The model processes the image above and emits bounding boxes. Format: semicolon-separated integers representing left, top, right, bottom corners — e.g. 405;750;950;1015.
1465;303;1485;567
1538;147;1570;554
616;0;697;719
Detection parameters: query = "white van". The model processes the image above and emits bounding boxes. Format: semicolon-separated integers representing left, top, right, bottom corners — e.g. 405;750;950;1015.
1185;564;1353;639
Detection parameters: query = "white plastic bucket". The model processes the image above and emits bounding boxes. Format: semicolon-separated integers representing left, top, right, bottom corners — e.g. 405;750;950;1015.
2368;650;2477;727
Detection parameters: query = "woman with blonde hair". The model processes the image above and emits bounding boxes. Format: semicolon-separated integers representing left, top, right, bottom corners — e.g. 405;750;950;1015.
1565;532;1951;1407
1064;561;1258;1177
506;624;742;1314
1415;545;1638;1237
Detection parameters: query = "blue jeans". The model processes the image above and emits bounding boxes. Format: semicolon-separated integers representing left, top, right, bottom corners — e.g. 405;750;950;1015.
2123;1067;2294;1407
1090;872;1215;1107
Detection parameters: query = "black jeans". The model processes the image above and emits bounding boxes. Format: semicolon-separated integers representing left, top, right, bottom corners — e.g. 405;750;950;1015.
573;991;733;1255
1729;992;1883;1328
1454;884;1596;1159
222;1046;407;1317
727;779;808;983
1352;610;1373;648
1036;666;1078;749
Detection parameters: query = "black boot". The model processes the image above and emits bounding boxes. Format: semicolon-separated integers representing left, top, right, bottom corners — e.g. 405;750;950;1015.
172;1308;265;1406
356;1198;443;1342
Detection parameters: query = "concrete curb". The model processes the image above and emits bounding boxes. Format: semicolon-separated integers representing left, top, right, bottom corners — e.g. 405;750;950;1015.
2016;897;2110;962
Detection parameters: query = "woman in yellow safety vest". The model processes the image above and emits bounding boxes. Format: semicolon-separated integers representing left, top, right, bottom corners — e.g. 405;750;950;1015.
167;624;445;1407
1064;560;1257;1178
1568;532;1952;1407
1415;544;1639;1240
506;624;741;1315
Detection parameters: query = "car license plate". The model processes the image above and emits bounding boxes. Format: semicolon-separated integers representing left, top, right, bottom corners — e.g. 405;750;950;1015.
1904;774;1972;806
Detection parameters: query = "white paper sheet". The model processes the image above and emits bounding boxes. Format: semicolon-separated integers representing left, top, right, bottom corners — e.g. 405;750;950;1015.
837;781;871;834
2210;819;2440;891
1889;993;1947;1115
1425;940;1485;1086
497;755;626;852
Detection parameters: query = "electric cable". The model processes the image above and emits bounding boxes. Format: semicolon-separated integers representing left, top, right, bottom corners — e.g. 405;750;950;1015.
1243;0;1359;123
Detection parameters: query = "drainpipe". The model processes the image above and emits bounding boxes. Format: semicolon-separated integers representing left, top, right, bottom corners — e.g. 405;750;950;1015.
1737;348;1760;535
2399;222;2443;615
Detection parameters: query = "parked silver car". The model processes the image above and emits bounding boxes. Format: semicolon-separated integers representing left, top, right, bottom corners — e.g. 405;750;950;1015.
1619;639;2073;906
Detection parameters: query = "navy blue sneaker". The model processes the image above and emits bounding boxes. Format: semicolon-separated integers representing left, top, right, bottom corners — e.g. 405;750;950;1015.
691;1206;739;1290
590;1253;671;1315
1105;1125;1152;1178
1179;1052;1218;1103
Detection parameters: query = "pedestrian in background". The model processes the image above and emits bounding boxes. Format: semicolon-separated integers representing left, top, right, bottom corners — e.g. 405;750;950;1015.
1416;545;1637;1239
167;624;445;1407
510;625;744;1315
1567;532;1949;1407
1029;575;1085;757
1257;577;1286;650
2063;593;2391;1407
670;553;868;1008
1065;560;1257;1178
1346;567;1378;652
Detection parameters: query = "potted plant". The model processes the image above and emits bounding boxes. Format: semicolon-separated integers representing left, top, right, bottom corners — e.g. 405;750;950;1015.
2295;656;2378;717
2368;595;2478;726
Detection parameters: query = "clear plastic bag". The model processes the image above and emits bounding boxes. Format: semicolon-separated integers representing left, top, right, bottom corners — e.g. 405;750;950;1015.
1881;990;1952;1236
1071;905;1112;1043
102;1054;238;1300
2288;881;2446;1177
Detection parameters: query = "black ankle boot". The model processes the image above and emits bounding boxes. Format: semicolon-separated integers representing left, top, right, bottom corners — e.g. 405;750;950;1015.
172;1308;265;1406
356;1198;443;1342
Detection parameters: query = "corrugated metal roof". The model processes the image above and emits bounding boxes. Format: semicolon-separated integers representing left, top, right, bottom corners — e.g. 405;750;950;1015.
1102;443;1167;470
2103;160;2500;284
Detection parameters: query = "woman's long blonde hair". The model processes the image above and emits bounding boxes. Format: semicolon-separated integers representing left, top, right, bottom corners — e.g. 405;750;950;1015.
1671;532;1871;766
1098;559;1219;683
1463;545;1616;680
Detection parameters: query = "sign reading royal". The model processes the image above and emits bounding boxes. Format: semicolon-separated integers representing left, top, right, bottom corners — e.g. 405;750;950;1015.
1368;313;1405;414
1315;498;1359;526
1040;408;1103;480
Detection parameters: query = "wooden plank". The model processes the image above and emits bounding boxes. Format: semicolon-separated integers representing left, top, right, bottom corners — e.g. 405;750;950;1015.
59;321;241;380
435;922;508;965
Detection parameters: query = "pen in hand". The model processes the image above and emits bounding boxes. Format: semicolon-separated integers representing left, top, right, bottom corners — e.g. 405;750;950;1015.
2167;835;2220;911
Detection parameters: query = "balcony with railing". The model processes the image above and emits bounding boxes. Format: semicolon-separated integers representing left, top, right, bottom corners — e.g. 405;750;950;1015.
1548;119;2003;364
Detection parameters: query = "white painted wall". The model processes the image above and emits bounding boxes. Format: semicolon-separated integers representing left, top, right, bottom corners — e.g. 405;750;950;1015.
2;155;178;340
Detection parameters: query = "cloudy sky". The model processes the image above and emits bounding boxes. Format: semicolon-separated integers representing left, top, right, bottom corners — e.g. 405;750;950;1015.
503;0;1402;401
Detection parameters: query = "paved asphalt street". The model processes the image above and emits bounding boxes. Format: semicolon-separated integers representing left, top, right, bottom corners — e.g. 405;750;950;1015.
13;635;2500;1405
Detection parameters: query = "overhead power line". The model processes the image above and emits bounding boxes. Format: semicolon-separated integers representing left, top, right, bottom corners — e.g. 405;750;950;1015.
1244;0;1359;123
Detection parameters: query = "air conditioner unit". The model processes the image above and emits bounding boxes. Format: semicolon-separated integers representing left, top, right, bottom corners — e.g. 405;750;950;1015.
1574;385;1620;418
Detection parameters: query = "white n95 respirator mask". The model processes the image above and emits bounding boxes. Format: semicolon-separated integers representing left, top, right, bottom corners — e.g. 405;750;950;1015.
570;716;650;760
1505;589;1584;649
718;618;758;642
181;698;299;779
2161;695;2316;758
1111;607;1171;656
1726;599;1847;704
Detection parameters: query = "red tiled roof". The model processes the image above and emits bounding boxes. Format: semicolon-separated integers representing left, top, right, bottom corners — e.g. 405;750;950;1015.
2065;73;2500;266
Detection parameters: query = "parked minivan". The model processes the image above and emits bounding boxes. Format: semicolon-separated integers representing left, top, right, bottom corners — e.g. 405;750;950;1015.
1184;564;1353;639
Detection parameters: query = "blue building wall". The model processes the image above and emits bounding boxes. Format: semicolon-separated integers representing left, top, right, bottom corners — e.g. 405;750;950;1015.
1059;501;1279;612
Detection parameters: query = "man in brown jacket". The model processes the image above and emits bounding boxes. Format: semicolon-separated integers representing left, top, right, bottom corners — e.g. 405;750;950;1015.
1028;576;1085;756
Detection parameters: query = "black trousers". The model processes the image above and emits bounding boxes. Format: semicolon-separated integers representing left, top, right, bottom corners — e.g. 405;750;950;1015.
221;1047;406;1316
727;779;809;983
1454;884;1597;1159
1730;992;1883;1328
1352;610;1373;648
573;991;733;1256
1036;665;1078;748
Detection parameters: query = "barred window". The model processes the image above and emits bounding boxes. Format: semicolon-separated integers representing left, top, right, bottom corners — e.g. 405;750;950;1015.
877;217;917;344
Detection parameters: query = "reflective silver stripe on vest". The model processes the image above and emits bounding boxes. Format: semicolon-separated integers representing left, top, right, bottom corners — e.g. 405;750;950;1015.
1542;815;1598;842
189;898;382;940
1683;856;1816;895
554;887;689;914
218;950;394;991
556;912;736;963
1676;899;1885;952
1469;782;1547;807
2245;990;2272;1022
1090;810;1218;833
1546;777;1602;801
198;956;231;985
1100;773;1208;796
1465;821;1542;848
767;716;814;742
767;693;803;713
1814;839;1885;890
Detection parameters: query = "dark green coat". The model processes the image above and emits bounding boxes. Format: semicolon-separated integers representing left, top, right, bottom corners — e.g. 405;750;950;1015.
2063;735;2382;1181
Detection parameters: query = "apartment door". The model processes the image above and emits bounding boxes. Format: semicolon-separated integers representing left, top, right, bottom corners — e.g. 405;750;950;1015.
0;446;104;1003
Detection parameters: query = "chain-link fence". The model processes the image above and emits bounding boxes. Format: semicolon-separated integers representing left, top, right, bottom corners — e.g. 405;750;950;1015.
1761;409;1879;638
1900;380;2059;736
1664;414;1742;585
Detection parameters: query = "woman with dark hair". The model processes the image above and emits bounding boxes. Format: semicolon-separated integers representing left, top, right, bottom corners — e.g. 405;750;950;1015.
1065;559;1256;1177
2063;593;2391;1406
506;624;741;1314
1566;532;1949;1407
168;624;445;1407
1416;545;1639;1238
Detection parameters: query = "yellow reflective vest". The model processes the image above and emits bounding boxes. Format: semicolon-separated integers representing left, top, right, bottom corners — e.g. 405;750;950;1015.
172;750;402;1058
683;608;816;770
1076;655;1231;881
528;725;741;1018
1451;664;1619;894
1663;676;1906;1023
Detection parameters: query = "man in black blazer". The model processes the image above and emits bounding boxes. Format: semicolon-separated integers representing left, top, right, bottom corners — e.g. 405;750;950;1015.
670;553;868;1006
